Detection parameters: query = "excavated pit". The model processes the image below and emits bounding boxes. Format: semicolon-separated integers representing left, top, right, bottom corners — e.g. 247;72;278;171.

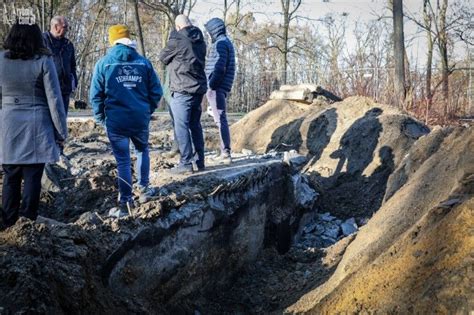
1;96;472;314
0;115;320;314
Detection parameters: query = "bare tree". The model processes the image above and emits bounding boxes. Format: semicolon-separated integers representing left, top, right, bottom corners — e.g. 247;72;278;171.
280;0;302;84
393;0;406;107
436;0;449;113
321;13;347;96
423;0;435;113
139;0;197;25
133;0;146;57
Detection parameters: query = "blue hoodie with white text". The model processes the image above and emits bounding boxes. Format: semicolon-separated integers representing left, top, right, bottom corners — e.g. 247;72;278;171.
90;44;163;135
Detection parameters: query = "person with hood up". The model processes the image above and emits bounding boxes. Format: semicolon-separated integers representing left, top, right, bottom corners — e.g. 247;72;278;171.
204;17;235;164
159;14;207;174
90;25;163;217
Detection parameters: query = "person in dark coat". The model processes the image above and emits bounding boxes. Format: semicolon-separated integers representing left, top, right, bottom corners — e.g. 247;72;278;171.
159;14;207;174
0;22;68;227
204;17;236;164
43;16;77;115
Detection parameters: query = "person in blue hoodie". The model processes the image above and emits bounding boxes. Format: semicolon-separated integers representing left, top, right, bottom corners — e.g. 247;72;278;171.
204;17;236;164
90;25;163;217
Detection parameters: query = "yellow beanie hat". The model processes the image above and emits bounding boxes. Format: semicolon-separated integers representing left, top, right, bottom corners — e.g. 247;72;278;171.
108;25;130;46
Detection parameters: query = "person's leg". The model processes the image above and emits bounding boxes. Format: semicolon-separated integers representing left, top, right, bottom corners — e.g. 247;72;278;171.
131;130;150;188
2;165;22;226
167;103;180;154
170;92;194;167
19;163;45;221
62;94;70;116
189;94;205;169
207;90;231;155
107;130;133;204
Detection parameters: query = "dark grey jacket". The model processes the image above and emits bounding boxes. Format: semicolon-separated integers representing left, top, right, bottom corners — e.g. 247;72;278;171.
159;26;207;95
43;32;77;95
204;18;235;93
0;51;68;164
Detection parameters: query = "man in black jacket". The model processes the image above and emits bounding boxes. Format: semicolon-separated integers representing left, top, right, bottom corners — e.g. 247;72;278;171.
43;16;77;114
159;15;207;174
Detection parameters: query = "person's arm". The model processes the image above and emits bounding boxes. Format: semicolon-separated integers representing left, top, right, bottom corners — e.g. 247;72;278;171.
208;40;229;90
147;61;163;113
89;61;106;126
158;33;178;65
43;56;68;141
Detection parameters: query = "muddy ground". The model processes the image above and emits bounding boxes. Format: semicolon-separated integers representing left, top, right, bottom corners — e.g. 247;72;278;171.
0;96;473;314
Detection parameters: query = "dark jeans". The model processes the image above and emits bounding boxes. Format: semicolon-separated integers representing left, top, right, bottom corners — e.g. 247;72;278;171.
167;103;179;152
107;129;150;204
2;164;45;227
62;93;70;115
207;90;231;155
169;92;205;168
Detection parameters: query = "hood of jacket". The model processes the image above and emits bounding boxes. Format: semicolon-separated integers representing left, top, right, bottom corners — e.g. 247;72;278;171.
205;18;226;42
176;26;205;44
107;43;138;62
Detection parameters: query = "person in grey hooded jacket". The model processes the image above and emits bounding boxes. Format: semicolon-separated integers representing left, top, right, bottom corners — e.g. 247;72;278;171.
204;17;235;164
0;22;67;227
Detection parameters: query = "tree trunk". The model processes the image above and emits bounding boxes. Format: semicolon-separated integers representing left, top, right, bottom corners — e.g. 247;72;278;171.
49;0;54;22
281;0;290;85
393;0;406;108
133;0;146;57
437;0;449;116
223;0;228;24
423;0;434;121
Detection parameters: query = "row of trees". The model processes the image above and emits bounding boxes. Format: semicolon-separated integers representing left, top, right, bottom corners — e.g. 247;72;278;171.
0;0;472;123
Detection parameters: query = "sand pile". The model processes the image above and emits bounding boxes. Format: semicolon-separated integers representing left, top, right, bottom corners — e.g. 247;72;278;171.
287;126;474;314
228;96;473;313
232;96;430;218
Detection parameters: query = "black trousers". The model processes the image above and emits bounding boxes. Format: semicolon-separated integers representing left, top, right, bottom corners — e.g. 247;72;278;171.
2;164;45;227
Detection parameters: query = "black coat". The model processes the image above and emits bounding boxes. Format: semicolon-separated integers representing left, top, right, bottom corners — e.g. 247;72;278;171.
159;26;207;95
42;32;77;95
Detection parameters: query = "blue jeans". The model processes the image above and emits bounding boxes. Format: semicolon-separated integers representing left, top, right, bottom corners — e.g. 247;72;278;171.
207;90;231;155
169;92;205;168
62;94;70;115
167;103;179;152
107;129;150;204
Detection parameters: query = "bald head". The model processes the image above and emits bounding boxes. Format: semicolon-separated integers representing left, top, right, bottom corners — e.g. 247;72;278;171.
50;16;69;39
175;14;192;31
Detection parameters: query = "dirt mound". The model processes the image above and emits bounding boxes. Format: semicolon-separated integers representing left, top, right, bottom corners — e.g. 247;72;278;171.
231;99;321;153
232;96;429;218
287;126;474;314
0;218;136;314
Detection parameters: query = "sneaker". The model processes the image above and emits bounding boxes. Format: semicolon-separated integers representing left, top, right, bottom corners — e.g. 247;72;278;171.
192;152;205;172
213;153;232;165
108;201;134;218
139;185;158;203
168;163;194;175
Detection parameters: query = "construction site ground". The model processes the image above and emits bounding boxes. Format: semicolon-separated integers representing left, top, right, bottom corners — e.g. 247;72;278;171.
0;96;472;314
